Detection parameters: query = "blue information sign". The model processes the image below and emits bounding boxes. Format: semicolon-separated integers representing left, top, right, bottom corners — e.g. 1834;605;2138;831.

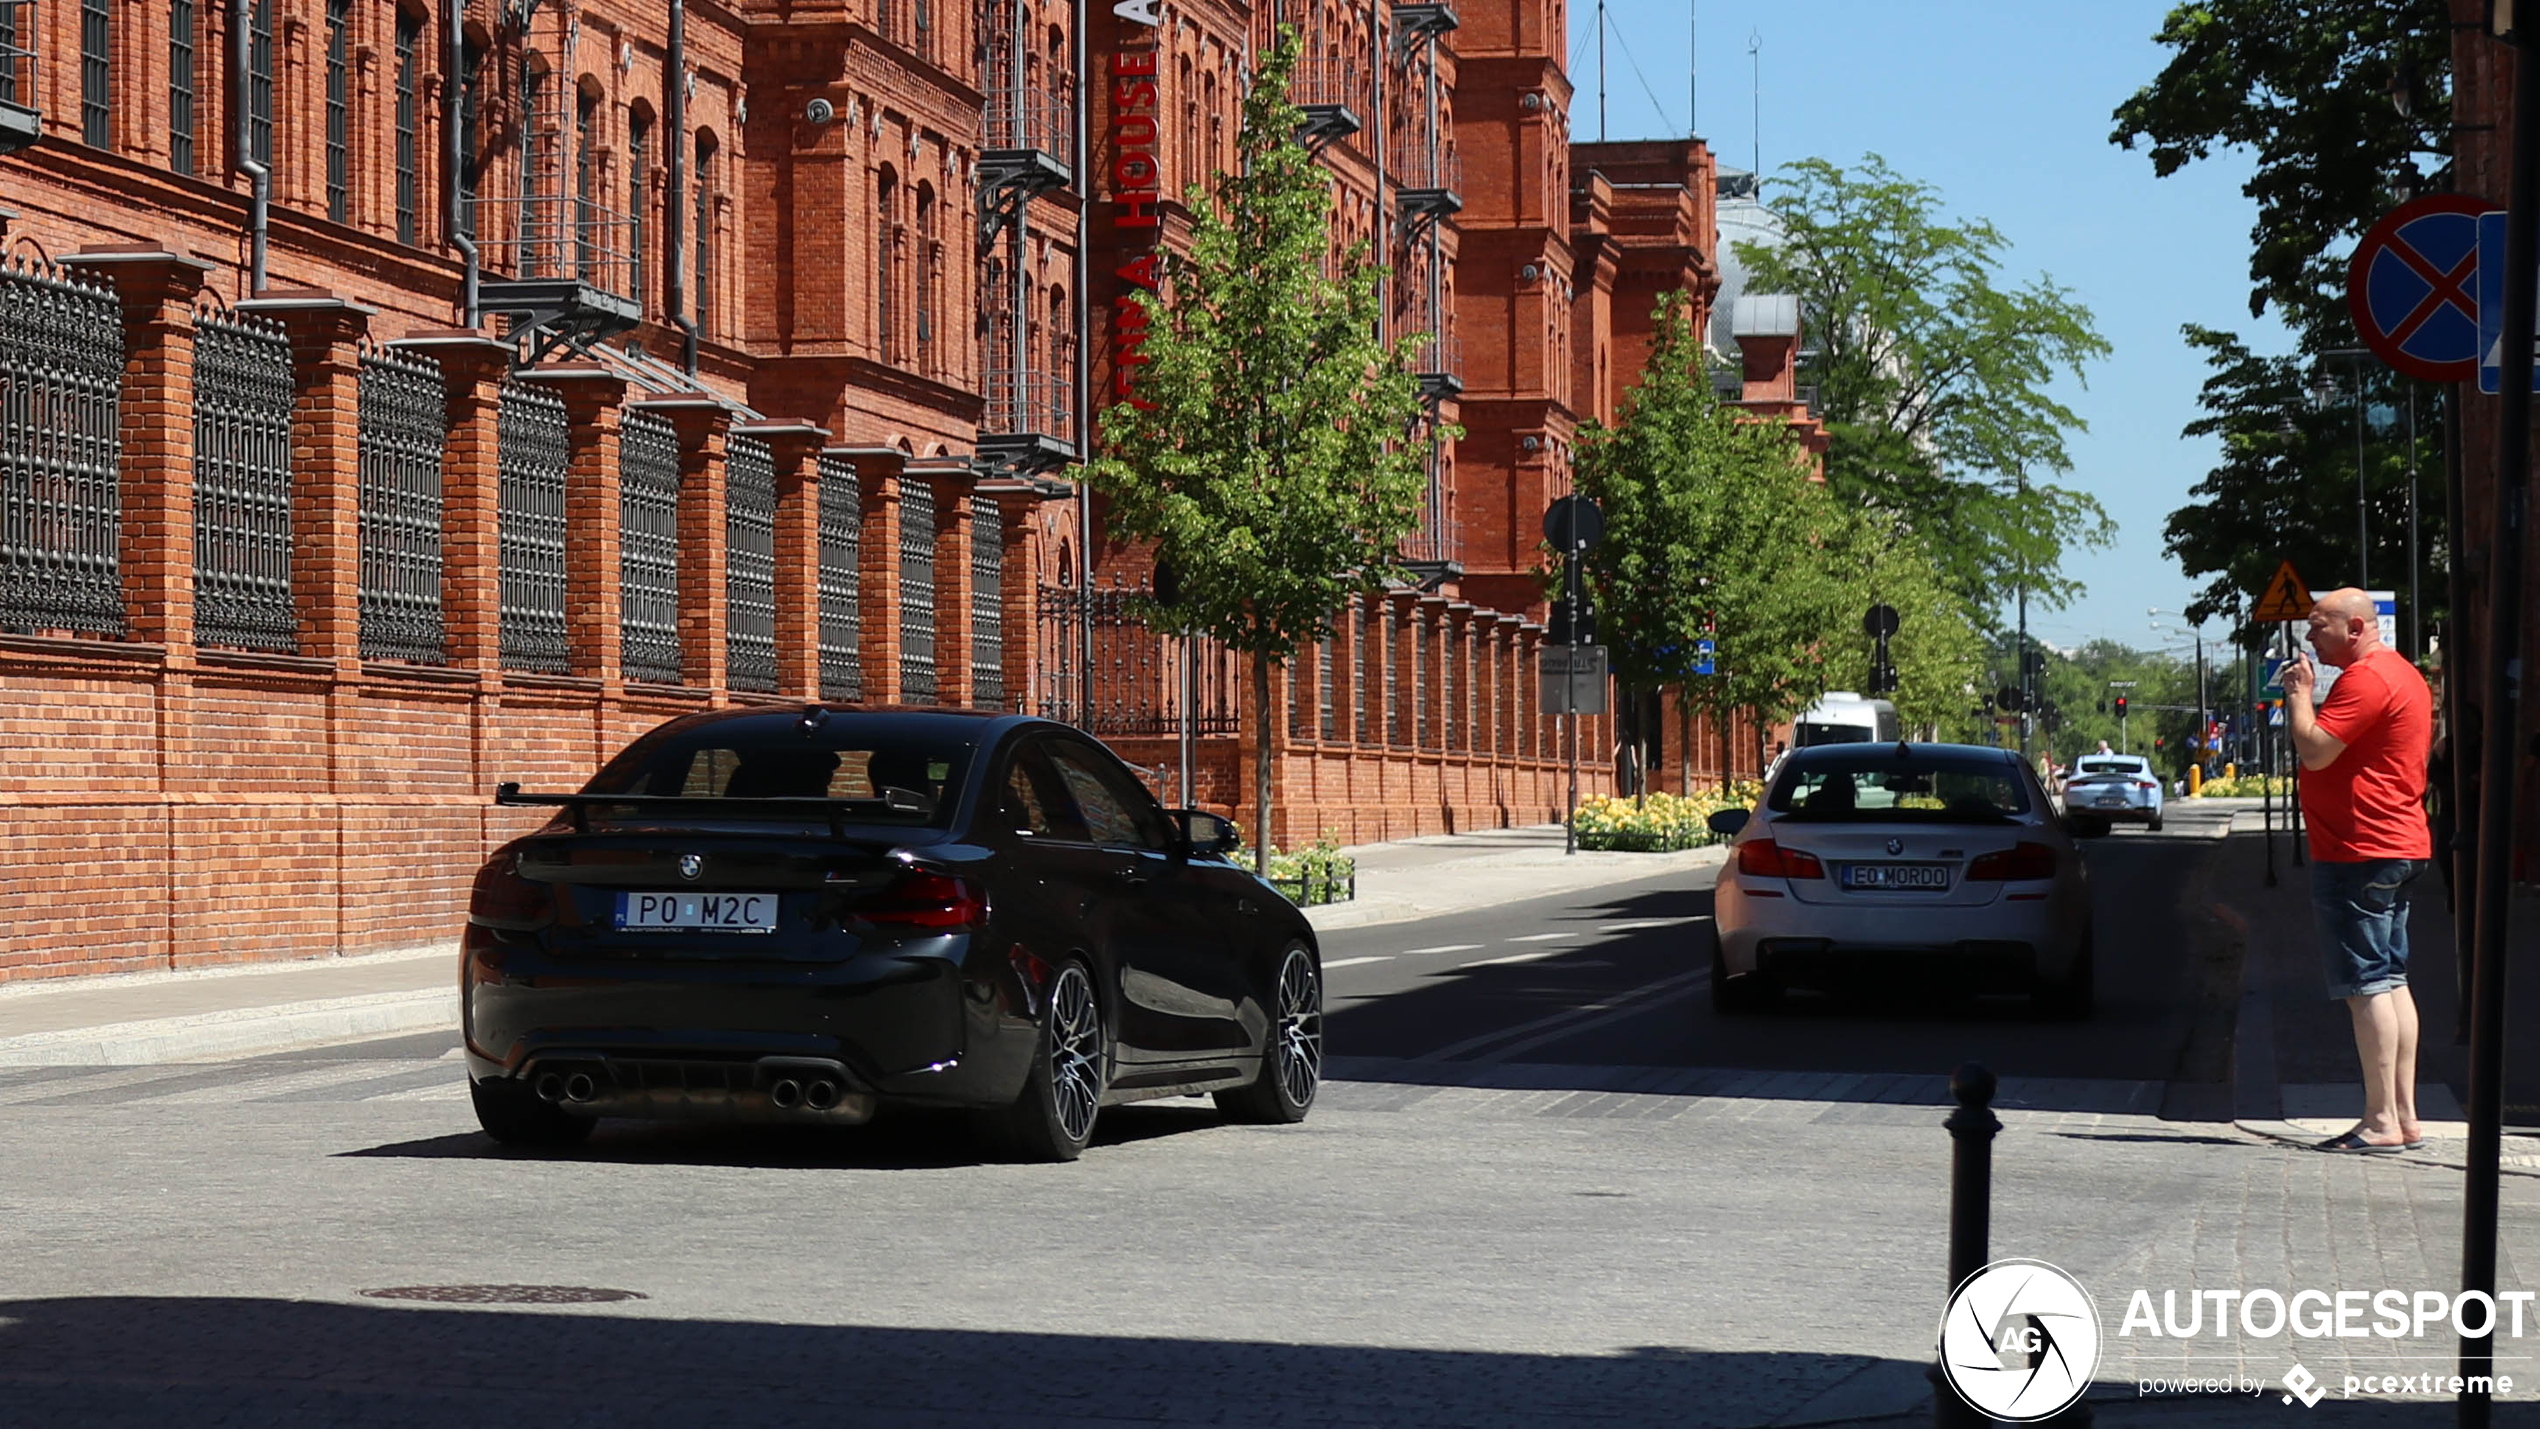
2477;211;2540;395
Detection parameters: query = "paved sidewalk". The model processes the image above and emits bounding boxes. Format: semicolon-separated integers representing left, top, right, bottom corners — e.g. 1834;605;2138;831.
0;824;1715;1065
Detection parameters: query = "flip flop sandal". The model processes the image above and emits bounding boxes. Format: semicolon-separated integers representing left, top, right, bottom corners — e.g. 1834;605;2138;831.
2318;1130;2406;1153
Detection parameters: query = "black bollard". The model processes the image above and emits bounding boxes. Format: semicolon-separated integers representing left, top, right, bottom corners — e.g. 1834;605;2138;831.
1933;1063;2001;1429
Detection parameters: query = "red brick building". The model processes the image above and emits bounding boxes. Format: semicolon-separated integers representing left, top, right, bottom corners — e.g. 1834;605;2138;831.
0;0;1800;980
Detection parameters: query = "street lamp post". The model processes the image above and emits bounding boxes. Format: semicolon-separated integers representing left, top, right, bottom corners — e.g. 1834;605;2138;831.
2150;609;2209;773
2316;349;2377;592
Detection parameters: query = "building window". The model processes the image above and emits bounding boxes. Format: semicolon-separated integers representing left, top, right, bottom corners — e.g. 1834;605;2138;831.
80;0;109;149
876;167;897;362
518;64;549;275
914;183;935;369
694;136;716;341
627;112;650;311
574;88;598;280
325;0;350;222
249;0;273;167
169;0;196;173
457;41;483;237
393;11;419;243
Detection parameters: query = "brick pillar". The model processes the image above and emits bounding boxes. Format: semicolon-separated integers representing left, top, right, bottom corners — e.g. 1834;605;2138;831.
746;423;830;699
531;368;630;686
388;333;512;673
854;455;906;705
1418;595;1450;754
640;399;733;693
986;486;1047;715
239;292;374;666
1518;624;1543;762
928;467;976;707
62;250;215;649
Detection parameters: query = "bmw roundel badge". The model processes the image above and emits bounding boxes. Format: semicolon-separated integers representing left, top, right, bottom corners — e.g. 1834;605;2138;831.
679;853;703;881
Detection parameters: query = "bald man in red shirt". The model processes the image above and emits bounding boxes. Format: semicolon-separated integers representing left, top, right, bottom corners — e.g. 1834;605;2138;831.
2281;588;2434;1153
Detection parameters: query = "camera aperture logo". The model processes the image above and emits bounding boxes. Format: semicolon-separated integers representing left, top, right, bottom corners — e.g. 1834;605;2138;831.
1939;1258;2102;1422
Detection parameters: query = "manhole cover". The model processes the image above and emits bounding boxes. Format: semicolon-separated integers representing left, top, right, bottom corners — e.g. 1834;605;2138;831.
360;1284;646;1305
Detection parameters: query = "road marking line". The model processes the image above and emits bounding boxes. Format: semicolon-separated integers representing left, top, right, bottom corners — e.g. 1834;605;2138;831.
1463;948;1576;968
1321;956;1394;969
1597;918;1703;932
1396;944;1483;956
1413;968;1709;1065
1504;932;1578;942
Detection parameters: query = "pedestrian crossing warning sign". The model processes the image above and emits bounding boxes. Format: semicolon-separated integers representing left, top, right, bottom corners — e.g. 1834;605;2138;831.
2253;559;2315;622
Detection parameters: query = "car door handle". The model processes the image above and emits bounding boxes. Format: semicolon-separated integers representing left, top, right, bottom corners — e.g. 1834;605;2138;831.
1115;866;1150;887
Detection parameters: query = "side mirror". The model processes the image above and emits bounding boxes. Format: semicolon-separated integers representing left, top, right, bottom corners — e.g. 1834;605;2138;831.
1706;808;1750;837
1173;809;1241;857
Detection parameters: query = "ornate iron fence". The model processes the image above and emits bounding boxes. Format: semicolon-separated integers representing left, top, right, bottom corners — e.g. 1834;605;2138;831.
1036;580;1239;737
356;343;445;663
723;433;776;693
1318;628;1336;741
0;257;123;637
496;380;569;672
816;453;862;702
192;309;296;653
617;407;681;685
969;494;1004;710
1445;621;1462;750
897;475;936;704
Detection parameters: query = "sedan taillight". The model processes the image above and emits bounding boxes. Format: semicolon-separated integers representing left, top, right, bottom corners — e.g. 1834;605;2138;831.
1967;842;2058;881
1737;839;1826;880
2136;780;2159;790
850;870;988;930
468;849;553;929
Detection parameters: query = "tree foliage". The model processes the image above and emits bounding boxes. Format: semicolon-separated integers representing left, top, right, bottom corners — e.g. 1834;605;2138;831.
1823;511;1987;736
1733;155;2114;616
1083;32;1433;868
2109;0;2453;340
2160;324;2443;643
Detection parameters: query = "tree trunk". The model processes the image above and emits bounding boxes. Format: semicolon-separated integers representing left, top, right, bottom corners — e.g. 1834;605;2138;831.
1253;646;1273;878
1720;708;1734;793
1677;694;1691;795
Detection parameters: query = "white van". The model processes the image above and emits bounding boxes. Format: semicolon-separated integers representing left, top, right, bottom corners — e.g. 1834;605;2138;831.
1792;691;1902;748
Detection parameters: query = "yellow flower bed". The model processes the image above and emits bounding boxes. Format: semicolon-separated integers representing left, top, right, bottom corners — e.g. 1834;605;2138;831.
1570;785;1761;852
2194;774;2292;798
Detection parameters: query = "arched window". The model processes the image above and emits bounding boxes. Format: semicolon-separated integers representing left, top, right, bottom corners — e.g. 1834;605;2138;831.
80;0;110;148
695;132;719;340
876;166;899;361
1179;56;1197;193
392;8;423;239
325;0;351;220
627;105;653;307
574;84;600;280
170;0;200;173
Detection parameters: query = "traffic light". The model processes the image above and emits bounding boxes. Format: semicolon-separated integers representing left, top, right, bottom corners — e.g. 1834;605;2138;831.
2114;695;2129;719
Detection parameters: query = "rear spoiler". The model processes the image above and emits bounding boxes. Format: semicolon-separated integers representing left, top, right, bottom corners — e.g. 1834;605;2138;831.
494;781;927;835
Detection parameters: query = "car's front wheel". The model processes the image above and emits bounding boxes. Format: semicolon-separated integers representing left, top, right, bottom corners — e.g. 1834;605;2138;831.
994;958;1109;1162
1218;943;1322;1124
469;1077;596;1148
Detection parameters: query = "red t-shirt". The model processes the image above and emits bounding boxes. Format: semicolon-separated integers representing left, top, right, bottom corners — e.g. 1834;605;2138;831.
2301;646;2433;861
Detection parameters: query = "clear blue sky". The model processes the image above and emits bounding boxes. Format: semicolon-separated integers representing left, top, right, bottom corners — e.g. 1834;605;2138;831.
1569;0;2301;657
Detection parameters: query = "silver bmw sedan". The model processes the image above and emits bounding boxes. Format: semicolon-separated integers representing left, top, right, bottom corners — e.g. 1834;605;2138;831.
1704;742;2094;1018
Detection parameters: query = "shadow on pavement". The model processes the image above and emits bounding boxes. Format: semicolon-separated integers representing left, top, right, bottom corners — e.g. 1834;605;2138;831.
0;1296;1942;1428
339;1101;1227;1169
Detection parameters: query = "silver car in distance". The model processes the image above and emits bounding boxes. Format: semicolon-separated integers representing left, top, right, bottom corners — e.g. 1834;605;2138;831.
1704;742;2094;1018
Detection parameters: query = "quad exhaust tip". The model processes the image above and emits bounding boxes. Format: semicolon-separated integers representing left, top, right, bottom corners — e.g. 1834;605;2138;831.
803;1079;841;1111
563;1072;597;1103
535;1073;566;1103
769;1078;803;1109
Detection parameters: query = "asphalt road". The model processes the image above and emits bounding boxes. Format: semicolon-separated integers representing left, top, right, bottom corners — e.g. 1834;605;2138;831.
1322;799;2241;1093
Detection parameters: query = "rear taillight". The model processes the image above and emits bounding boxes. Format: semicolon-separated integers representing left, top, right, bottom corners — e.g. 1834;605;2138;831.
468;850;553;928
851;870;988;930
1736;839;1826;880
2137;780;2159;790
1967;842;2058;881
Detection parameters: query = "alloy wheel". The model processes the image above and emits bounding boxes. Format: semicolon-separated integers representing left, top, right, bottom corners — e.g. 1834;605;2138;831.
1048;965;1104;1145
1272;949;1323;1109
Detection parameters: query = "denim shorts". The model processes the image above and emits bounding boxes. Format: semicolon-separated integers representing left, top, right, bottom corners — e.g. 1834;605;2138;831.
2311;858;2427;1000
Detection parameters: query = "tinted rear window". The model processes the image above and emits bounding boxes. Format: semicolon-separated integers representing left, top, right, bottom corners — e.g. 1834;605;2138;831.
1795;721;1874;746
1768;752;2030;822
582;725;976;826
2075;760;2140;776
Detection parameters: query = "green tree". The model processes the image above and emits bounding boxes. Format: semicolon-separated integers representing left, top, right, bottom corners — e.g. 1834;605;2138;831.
1084;33;1433;872
1823;511;1986;736
2109;0;2451;339
1733;155;2114;615
1576;299;1852;788
2159;324;2442;639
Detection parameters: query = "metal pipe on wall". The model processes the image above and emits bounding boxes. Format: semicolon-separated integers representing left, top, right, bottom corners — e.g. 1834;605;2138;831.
444;0;478;323
232;0;269;293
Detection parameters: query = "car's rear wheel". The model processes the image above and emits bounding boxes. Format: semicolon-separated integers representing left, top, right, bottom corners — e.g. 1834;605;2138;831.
2038;930;2096;1020
1709;922;1771;1013
2149;812;2164;832
994;958;1108;1162
469;1077;596;1148
1217;943;1322;1124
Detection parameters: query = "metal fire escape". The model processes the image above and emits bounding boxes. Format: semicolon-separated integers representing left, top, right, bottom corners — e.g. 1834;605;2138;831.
1394;1;1460;582
0;1;40;154
975;0;1077;481
474;0;639;364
